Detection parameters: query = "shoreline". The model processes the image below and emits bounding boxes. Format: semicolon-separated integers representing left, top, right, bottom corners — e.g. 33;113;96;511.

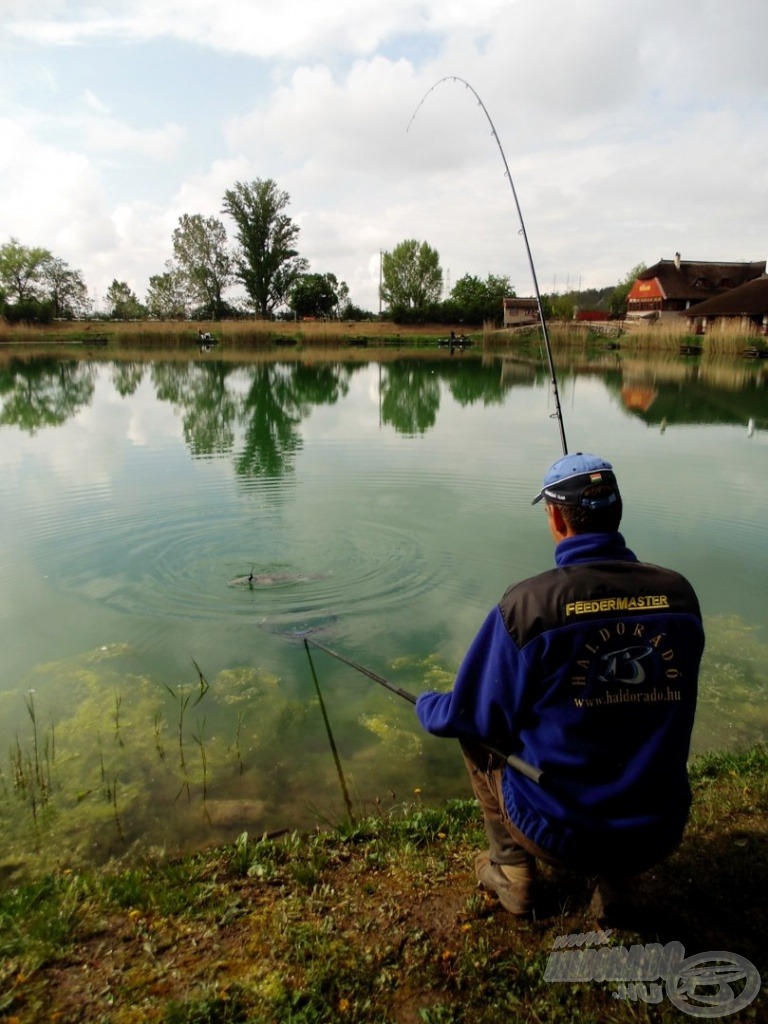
1;743;765;1023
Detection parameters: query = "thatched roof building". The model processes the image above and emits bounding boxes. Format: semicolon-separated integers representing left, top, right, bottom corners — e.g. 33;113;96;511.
627;255;765;318
682;274;768;335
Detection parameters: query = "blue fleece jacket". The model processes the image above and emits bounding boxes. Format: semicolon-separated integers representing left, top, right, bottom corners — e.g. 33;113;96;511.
416;532;704;872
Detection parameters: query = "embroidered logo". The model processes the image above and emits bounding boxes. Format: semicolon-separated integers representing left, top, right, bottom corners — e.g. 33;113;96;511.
597;644;653;685
569;621;684;706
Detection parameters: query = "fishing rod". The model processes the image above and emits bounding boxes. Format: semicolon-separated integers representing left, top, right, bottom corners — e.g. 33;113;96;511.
303;637;546;787
408;76;568;456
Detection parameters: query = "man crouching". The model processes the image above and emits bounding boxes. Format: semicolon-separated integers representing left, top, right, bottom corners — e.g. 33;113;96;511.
415;453;704;922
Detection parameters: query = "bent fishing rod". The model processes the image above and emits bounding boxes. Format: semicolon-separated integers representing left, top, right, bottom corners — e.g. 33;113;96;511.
408;75;568;456
303;637;546;787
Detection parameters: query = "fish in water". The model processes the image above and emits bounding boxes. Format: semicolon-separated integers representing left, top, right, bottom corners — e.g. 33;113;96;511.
228;569;331;588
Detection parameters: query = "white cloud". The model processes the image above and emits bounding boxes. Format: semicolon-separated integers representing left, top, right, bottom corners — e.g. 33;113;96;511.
82;88;109;113
7;0;509;57
0;118;116;251
82;116;185;160
2;0;768;311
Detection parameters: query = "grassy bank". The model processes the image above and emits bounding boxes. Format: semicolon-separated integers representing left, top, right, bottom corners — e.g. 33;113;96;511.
1;745;765;1023
0;319;474;353
2;316;766;357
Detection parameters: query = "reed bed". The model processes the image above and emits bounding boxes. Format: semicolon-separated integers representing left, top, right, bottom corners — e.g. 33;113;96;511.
2;316;765;369
0;318;466;351
484;317;767;356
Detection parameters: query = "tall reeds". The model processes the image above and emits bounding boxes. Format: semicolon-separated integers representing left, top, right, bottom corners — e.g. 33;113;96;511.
485;318;766;356
7;693;57;830
164;658;210;803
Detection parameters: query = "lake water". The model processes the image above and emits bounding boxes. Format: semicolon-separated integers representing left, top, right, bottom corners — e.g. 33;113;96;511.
1;349;767;877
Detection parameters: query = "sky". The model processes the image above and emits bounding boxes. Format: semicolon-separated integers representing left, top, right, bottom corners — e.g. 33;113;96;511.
2;0;768;314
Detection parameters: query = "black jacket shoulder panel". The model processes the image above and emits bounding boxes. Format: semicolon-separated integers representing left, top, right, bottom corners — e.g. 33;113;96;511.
499;561;702;648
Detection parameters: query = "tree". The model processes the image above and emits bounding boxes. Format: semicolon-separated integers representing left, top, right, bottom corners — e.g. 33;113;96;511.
288;272;349;319
2;298;55;324
1;239;92;320
380;240;443;311
171;214;232;319
450;272;513;324
44;257;91;319
0;238;53;304
610;263;647;318
221;179;308;318
146;265;190;320
105;280;146;320
547;292;577;321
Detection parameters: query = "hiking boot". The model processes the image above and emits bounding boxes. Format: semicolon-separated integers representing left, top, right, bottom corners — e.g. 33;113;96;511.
474;851;534;915
590;875;633;925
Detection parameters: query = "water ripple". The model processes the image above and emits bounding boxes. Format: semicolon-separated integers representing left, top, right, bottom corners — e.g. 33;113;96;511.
42;497;441;628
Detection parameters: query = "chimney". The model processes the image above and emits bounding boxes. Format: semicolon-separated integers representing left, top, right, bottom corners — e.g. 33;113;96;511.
674;252;681;270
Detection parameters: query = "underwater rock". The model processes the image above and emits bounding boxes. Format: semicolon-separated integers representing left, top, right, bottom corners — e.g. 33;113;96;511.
204;799;268;827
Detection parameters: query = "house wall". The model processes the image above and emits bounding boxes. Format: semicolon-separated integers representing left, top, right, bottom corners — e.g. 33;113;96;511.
502;297;538;326
627;278;664;311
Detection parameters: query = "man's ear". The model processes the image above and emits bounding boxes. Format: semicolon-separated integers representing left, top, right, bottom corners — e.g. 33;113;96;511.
547;502;570;541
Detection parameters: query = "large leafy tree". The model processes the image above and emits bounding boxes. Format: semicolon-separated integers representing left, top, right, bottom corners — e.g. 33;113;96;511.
222;179;308;318
44;257;91;319
0;238;53;303
380;239;443;311
171;214;232;319
1;239;91;321
288;272;349;319
146;265;190;320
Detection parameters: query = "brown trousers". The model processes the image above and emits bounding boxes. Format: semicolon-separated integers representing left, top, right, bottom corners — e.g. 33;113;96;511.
461;747;561;869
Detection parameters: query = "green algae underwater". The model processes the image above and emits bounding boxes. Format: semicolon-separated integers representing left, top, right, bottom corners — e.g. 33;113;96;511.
0;612;765;883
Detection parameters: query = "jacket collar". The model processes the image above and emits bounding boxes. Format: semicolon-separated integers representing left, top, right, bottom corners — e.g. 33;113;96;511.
554;531;638;567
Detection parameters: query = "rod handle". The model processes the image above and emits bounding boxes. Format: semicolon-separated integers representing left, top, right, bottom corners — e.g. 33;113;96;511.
505;752;546;786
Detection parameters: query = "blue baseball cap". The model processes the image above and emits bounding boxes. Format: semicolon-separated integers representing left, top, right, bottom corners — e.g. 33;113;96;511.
531;452;620;508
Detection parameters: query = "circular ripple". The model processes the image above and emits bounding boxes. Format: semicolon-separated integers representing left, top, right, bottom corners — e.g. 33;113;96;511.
42;498;444;628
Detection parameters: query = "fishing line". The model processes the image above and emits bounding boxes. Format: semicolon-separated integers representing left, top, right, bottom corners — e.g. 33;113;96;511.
407;75;568;455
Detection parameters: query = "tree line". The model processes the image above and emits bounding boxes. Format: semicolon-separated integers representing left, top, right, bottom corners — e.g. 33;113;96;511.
0;177;643;326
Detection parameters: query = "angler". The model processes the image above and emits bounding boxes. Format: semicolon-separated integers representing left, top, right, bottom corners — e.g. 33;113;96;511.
415;452;704;923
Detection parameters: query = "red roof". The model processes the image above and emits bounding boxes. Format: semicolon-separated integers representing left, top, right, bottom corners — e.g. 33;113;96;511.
628;278;664;302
